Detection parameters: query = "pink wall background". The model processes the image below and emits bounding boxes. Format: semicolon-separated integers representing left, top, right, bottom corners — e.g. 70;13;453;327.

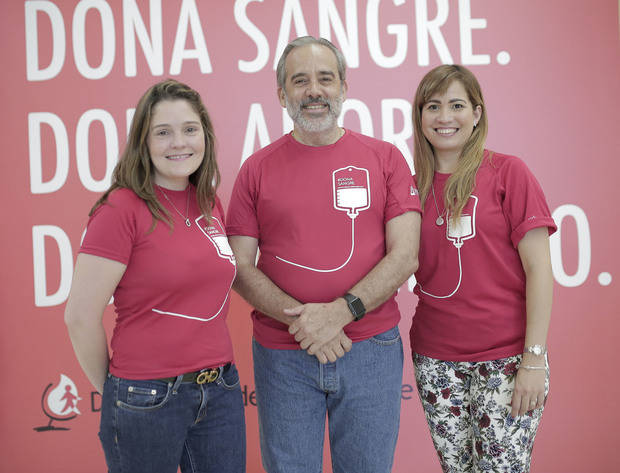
2;1;619;471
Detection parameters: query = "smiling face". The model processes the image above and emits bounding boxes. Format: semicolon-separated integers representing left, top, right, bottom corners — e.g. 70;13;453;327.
278;44;347;137
421;80;482;166
147;99;205;190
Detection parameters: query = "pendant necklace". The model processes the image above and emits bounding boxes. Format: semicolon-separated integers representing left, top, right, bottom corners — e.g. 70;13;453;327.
431;183;446;226
159;186;192;227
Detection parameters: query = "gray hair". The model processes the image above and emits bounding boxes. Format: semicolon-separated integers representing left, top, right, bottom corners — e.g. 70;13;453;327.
276;36;347;89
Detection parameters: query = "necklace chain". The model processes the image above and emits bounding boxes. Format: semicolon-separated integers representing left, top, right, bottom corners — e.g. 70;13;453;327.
158;186;191;227
431;183;446;226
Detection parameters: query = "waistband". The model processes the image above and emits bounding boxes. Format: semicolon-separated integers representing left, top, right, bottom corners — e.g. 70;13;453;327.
157;363;232;384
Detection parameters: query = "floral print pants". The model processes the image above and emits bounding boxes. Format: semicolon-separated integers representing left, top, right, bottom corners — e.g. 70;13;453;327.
413;354;549;473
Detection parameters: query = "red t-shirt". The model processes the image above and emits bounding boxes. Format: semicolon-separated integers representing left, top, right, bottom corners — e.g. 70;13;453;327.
80;186;236;379
227;129;422;349
410;151;557;361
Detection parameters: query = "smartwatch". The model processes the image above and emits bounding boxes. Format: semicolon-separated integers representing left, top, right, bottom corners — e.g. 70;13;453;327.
343;293;366;322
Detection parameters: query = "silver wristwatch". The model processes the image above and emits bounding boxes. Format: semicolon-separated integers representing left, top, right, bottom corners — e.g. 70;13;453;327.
524;344;547;356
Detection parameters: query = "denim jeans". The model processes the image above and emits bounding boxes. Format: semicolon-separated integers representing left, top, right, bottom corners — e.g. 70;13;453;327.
253;326;404;473
99;364;246;473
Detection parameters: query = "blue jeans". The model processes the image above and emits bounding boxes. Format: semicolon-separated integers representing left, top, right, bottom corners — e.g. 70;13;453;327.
99;365;246;473
253;326;403;473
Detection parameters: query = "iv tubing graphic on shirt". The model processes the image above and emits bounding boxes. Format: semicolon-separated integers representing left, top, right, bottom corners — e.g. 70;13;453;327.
152;216;236;321
418;195;478;298
276;166;371;272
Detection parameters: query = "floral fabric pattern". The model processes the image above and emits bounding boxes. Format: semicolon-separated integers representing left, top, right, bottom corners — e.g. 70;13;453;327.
414;353;549;473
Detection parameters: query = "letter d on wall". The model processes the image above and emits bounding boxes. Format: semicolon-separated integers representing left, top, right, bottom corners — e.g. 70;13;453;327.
25;1;66;81
32;225;73;307
29;112;69;194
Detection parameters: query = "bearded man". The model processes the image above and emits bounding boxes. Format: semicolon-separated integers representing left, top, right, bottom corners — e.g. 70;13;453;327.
226;36;422;473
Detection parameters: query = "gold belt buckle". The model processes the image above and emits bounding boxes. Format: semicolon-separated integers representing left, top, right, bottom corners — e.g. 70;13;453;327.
196;368;219;384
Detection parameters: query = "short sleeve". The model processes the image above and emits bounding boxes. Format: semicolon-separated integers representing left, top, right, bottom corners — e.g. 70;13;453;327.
384;145;422;223
79;189;138;264
499;157;557;248
226;160;260;238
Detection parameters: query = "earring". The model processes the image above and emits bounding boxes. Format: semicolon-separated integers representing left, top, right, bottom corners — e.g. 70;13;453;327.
473;122;478;128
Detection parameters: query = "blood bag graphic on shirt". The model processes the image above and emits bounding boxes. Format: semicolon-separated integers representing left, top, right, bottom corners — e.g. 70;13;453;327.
333;166;371;218
197;216;236;265
418;195;478;299
151;216;236;322
276;166;371;273
446;196;478;249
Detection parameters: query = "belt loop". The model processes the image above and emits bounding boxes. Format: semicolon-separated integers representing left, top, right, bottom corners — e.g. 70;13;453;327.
215;365;226;386
171;374;184;394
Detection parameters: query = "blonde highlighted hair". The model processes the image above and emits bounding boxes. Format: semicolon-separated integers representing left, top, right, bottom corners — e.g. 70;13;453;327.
90;79;220;228
412;64;488;221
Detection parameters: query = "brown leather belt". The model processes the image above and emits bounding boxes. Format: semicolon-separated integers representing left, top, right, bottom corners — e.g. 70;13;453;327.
158;363;232;385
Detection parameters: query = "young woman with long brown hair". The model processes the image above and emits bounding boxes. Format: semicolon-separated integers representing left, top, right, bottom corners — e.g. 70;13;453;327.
65;79;245;473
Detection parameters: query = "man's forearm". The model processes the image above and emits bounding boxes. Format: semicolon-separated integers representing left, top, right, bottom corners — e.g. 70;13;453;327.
233;264;300;326
287;211;421;351
347;242;418;313
234;263;352;362
286;247;417;352
345;211;420;313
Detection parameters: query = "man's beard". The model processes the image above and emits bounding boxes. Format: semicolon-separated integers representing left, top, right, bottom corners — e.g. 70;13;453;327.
285;92;344;133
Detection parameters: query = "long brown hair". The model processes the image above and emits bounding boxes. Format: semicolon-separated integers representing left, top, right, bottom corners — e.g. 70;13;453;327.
90;79;220;228
413;65;488;221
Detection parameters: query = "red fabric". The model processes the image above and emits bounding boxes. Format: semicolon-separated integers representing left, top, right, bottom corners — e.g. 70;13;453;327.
80;186;236;379
227;130;421;349
411;151;557;361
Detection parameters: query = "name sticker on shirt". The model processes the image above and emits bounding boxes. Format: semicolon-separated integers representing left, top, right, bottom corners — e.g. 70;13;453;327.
196;216;236;265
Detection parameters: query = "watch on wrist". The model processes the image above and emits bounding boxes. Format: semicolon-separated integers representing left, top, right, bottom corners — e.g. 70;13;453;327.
524;344;547;356
343;293;366;322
